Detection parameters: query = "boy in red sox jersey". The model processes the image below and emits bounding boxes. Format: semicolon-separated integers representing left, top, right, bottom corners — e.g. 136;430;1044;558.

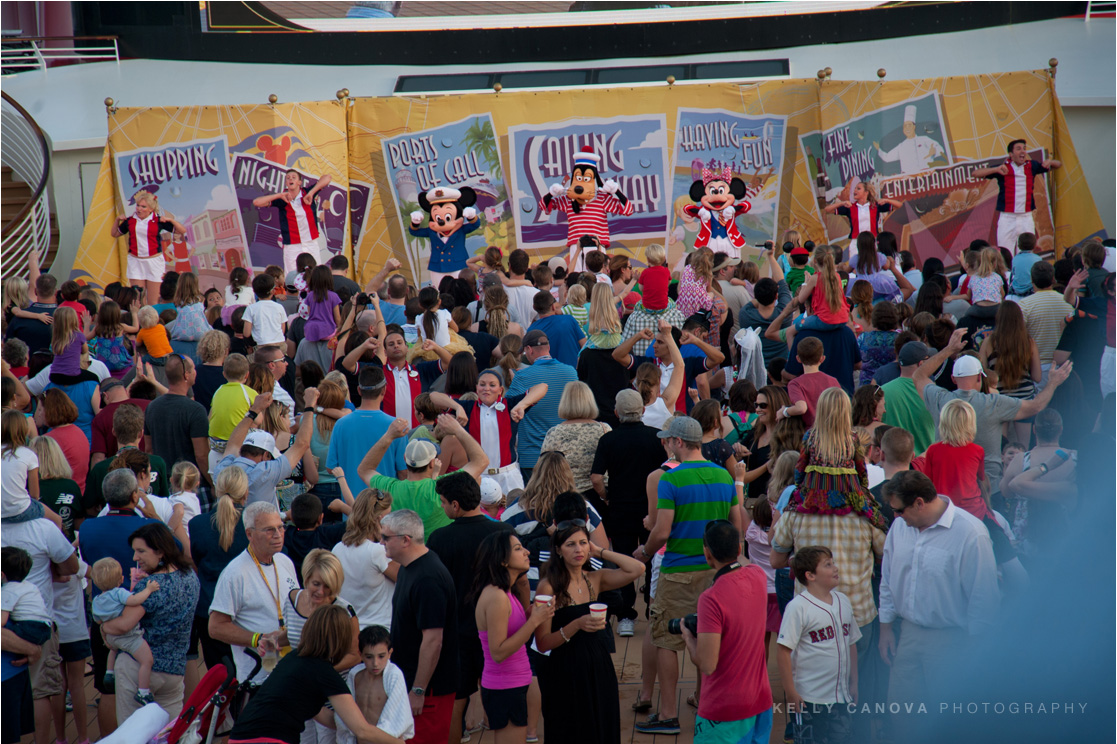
777;546;860;744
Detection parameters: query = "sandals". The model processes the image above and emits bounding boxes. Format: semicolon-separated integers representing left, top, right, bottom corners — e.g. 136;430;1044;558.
686;692;700;708
632;697;653;712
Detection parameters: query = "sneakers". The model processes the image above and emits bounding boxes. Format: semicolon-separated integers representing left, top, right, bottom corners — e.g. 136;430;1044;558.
618;618;636;637
134;691;156;705
634;714;681;735
102;670;115;687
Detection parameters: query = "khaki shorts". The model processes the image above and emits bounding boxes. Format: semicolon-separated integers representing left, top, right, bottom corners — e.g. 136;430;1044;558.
650;568;714;651
30;629;63;699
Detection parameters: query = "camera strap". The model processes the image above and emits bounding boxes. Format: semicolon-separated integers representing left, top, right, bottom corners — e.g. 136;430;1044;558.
713;561;742;582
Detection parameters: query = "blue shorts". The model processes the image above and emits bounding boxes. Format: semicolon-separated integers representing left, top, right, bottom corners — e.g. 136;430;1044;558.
59;639;92;663
695;707;772;744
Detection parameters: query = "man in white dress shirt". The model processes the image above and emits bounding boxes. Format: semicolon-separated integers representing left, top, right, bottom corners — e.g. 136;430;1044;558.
878;471;999;711
875;105;945;175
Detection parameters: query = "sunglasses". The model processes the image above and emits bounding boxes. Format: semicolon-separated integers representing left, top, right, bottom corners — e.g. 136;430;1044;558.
755;402;769;409
704;518;731;536
893;498;920;516
555;518;588;530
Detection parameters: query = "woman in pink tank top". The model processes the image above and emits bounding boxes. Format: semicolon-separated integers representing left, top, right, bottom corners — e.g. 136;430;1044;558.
473;532;554;742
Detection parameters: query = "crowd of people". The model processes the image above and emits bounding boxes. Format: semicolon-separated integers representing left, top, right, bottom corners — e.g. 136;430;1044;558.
1;171;1115;744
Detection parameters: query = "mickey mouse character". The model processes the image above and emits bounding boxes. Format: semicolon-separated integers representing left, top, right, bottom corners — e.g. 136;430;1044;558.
409;186;479;285
683;166;759;259
537;146;634;272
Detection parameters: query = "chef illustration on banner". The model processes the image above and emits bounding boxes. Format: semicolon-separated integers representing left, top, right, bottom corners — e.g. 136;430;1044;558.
874;105;947;175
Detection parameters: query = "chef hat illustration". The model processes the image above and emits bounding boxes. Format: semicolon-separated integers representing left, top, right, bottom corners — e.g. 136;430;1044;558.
904;105;917;124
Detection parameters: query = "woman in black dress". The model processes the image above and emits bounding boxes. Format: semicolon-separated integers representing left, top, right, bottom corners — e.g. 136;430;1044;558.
533;523;645;744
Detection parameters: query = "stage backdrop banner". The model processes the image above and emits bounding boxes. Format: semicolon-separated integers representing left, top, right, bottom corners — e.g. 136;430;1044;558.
669;108;788;263
74;72;1103;289
508;114;669;255
73;101;350;289
809;71;1101;267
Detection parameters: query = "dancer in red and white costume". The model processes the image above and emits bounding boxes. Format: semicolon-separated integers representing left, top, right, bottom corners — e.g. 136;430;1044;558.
824;181;904;241
111;189;186;301
972;139;1061;255
252;169;333;274
428;370;548;496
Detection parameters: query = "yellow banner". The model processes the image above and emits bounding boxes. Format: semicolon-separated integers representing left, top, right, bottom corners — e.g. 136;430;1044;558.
72;72;1103;290
73;101;350;290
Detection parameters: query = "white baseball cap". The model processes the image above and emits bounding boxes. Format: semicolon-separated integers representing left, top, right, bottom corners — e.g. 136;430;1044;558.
244;430;281;458
480;477;503;505
951;356;986;378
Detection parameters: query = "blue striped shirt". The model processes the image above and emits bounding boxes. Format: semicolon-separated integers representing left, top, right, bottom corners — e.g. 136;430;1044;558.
657;461;736;573
506;356;578;468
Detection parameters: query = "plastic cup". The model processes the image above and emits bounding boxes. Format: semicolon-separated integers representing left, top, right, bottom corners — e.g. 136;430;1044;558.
534;594;553;607
260;648;278;673
589;603;607;620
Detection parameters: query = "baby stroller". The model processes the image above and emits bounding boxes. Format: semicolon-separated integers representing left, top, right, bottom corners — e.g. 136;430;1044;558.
161;650;262;744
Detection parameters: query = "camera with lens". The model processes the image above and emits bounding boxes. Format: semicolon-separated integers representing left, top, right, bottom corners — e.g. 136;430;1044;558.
356;292;371;306
667;613;698;636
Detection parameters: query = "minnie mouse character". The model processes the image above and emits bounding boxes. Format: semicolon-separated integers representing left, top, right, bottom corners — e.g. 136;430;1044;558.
409;186;479;285
683;166;757;258
538;146;634;271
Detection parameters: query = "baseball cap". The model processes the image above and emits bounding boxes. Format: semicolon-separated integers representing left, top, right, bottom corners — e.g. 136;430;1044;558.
404;439;438;469
712;253;741;270
790;245;811;257
897;341;933;367
481;272;503;290
244;430;281;459
523;330;549;348
615;389;644;419
99;378;125;394
479;477;503;505
657;415;703;441
952;355;986;378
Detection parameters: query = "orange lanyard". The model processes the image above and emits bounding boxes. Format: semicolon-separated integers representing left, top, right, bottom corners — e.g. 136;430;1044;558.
249;547;284;628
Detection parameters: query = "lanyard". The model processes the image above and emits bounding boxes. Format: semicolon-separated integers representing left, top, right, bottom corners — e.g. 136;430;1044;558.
248;546;284;628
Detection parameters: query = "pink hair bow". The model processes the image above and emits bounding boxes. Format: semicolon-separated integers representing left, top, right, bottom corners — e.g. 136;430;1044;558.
702;166;733;186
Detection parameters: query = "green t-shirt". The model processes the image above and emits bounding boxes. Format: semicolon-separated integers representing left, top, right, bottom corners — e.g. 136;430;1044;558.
881;377;936;455
367;473;452;536
83;448;170;513
785;265;816;296
39;478;83;540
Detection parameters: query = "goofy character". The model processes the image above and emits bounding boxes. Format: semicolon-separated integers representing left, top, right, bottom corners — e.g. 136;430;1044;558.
409;186;479;286
538;145;634;271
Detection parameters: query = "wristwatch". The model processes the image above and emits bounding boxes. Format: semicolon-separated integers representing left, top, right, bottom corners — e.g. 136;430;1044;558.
245;410;259;421
303;406;315;413
411;686;426;697
1038;463;1049;475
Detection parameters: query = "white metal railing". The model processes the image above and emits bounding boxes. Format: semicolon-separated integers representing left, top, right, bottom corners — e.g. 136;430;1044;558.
0;35;118;74
1086;1;1117;19
1;92;52;278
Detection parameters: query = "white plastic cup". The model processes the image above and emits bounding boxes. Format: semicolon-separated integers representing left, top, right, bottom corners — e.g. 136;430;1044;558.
534;594;553;607
589;603;607;620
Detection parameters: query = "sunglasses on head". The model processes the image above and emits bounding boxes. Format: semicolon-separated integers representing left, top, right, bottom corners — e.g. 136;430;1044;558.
555;518;587;530
704;518;731;536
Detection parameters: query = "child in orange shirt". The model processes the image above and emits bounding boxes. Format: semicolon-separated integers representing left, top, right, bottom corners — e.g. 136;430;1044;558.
135;305;173;362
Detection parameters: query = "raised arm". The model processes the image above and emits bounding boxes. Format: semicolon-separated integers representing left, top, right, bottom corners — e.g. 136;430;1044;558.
436;413;489;481
225;391;271;459
252;192;287;209
659;321;686;409
364;258;403;294
283;387;318;469
824;200;849;215
913;328;966;398
420;339;453;366
612;327;653;368
971;164;1007;179
357;417;410;485
765;300;797;345
679;329;724;367
796;270;818;306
